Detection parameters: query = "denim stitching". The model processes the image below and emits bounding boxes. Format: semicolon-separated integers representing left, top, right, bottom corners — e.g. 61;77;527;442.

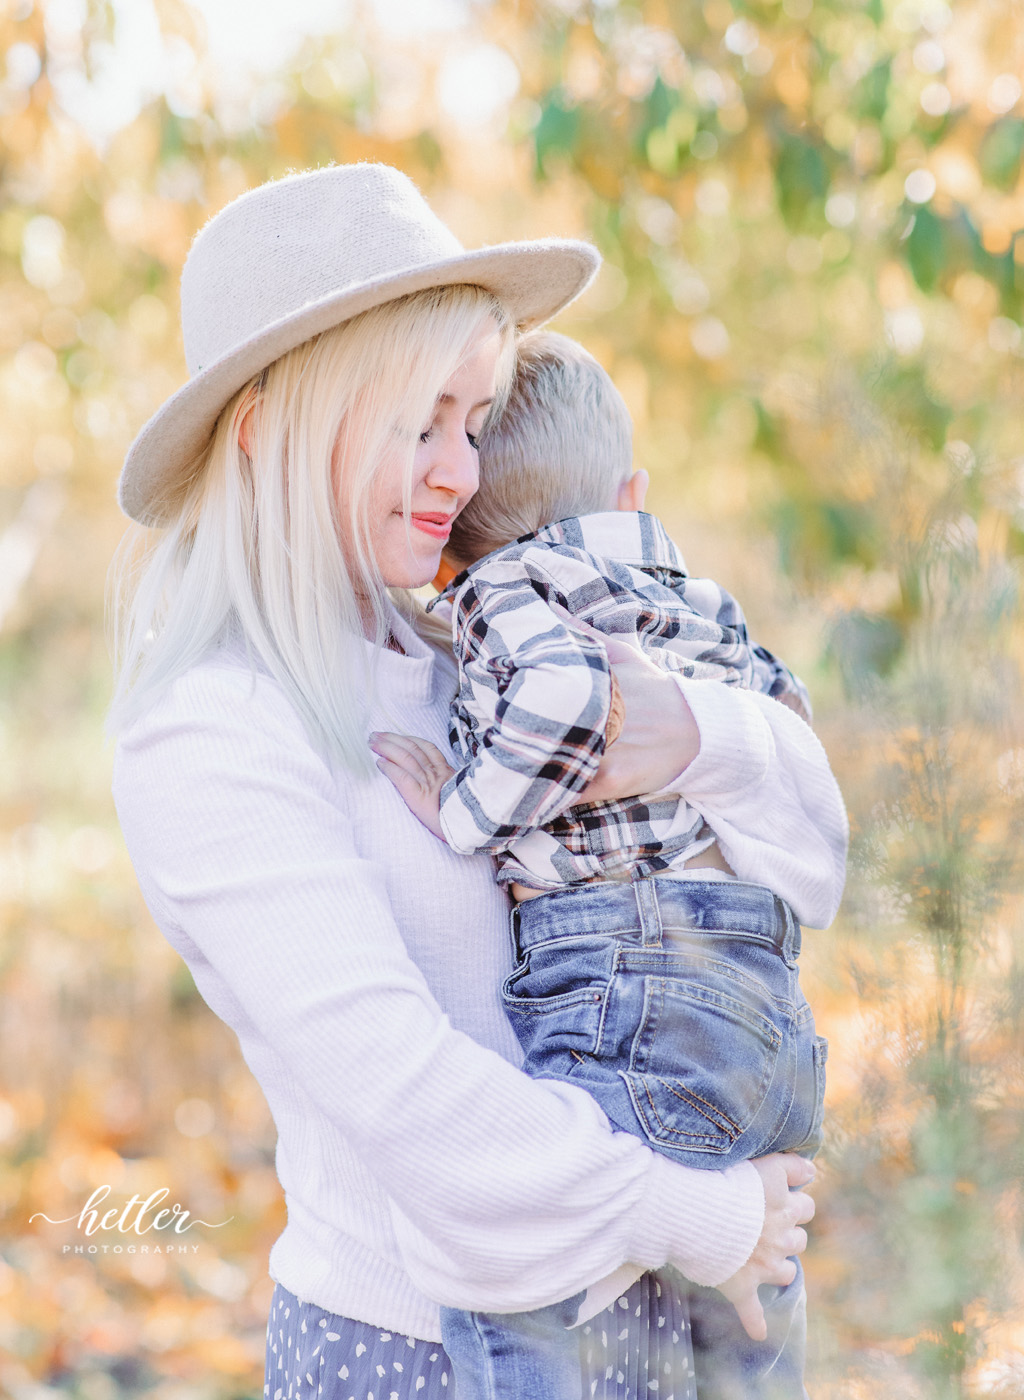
652;1076;743;1136
593;974;612;1057
633;976;784;1053
617;952;802;1016
624;1072;733;1145
625;975;783;1144
638;1074;741;1139
504;989;604;1014
469;1308;503;1400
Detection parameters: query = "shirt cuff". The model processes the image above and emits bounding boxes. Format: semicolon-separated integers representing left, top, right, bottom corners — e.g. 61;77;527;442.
626;1154;766;1288
665;675;772;800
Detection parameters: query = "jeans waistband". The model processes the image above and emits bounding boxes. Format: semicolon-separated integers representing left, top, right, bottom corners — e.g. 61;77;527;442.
511;877;802;966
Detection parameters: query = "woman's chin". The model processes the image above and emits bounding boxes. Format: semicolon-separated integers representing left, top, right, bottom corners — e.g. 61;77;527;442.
383;556;442;591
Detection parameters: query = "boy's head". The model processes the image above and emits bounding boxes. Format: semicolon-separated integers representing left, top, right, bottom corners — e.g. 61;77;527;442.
446;330;643;569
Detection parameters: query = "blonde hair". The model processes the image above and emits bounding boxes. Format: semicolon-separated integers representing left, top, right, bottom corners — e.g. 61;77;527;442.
109;285;515;770
447;330;633;566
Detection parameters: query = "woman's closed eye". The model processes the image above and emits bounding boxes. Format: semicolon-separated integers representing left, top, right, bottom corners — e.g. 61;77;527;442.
419;427;480;449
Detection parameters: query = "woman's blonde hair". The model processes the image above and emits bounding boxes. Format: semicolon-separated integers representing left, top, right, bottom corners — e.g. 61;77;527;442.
108;284;514;770
447;330;633;566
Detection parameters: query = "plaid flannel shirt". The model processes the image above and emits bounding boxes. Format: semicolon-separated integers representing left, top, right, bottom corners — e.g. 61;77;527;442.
429;511;810;891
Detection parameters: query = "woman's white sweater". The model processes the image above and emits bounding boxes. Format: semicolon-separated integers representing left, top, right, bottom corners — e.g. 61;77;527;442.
112;611;847;1342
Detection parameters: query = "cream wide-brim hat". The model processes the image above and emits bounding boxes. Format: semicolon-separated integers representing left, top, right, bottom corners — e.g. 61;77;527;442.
118;162;602;526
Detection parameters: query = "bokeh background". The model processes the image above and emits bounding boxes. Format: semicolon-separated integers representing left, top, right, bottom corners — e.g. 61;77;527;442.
1;0;1023;1395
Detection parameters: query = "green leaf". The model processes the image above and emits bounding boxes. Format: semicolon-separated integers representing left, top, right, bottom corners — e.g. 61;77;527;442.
827;610;904;695
855;58;891;122
979;118;1024;191
774;131;830;230
770;497;878;577
644;75;677;134
905;204;945;292
533;92;580;177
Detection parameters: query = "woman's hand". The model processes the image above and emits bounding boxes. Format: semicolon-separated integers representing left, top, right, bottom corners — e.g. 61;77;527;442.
575;630;701;805
715;1153;816;1341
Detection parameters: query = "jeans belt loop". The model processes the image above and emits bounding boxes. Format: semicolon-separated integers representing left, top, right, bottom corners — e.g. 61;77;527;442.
633;877;664;948
776;895;800;966
790;912;802;964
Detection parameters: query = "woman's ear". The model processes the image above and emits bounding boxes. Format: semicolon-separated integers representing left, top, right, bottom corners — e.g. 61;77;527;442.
238;405;254;458
236;381;263;458
616;469;649;514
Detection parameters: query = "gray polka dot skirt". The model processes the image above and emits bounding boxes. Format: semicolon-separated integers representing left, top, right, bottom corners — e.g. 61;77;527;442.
265;1271;696;1399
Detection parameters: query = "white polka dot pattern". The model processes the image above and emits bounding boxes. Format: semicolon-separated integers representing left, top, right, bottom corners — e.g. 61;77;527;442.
265;1273;696;1399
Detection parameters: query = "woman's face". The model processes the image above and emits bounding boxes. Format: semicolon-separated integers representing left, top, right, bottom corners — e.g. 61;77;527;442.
366;321;503;590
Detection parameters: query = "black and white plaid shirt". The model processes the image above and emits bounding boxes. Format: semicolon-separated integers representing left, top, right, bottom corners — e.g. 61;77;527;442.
428;511;810;890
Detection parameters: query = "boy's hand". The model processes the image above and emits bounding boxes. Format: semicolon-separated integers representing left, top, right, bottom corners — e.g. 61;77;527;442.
369;732;454;841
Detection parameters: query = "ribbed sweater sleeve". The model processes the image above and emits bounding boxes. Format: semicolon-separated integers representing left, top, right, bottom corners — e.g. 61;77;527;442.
112;663;765;1314
672;677;849;929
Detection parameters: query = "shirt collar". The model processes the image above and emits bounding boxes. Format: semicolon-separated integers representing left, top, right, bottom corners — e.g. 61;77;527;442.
427;511;687;611
533;512;687;573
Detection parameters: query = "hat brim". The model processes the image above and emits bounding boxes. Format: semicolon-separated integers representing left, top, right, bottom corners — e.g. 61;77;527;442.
119;238;600;526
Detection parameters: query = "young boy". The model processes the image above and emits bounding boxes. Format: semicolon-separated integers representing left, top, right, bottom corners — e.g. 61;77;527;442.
372;332;847;1400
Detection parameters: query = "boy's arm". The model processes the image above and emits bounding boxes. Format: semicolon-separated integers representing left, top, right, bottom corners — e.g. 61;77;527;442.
439;579;618;853
370;657;624;845
749;644;813;723
383;570;619;852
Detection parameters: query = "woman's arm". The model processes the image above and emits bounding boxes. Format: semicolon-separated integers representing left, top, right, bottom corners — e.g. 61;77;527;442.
113;662;769;1314
672;677;847;928
580;635;848;929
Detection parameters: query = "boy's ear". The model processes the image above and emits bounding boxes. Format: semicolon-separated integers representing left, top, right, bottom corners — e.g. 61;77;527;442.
616;469;649;514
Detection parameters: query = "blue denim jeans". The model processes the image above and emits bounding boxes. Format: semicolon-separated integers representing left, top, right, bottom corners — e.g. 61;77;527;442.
441;876;827;1400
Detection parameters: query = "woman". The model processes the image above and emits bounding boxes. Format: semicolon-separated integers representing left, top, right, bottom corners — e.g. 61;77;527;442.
110;163;828;1400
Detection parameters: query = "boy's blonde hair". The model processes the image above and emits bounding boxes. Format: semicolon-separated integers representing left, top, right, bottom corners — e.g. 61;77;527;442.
109;284;514;771
447;330;633;566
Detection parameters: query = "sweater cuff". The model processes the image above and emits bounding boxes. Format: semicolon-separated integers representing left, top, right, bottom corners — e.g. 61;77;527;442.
668;676;772;800
626;1155;766;1288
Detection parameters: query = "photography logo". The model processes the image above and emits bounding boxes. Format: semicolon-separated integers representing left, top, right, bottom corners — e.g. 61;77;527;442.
31;1184;233;1256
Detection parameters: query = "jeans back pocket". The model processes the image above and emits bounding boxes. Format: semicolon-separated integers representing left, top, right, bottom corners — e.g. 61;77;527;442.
623;974;783;1158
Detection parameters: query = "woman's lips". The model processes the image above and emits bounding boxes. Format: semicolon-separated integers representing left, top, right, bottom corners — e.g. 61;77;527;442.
410;513;453;540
